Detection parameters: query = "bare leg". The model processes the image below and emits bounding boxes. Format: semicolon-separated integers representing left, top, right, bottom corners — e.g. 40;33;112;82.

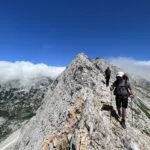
121;107;126;128
122;107;126;121
117;107;121;117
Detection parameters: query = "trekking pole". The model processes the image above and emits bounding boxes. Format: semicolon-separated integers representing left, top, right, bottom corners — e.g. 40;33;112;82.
110;91;113;123
131;97;134;126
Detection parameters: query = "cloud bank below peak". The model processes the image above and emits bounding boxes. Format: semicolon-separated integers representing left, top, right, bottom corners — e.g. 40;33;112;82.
109;57;150;81
0;61;65;85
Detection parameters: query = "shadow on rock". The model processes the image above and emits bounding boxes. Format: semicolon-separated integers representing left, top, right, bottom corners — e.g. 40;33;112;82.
101;104;120;121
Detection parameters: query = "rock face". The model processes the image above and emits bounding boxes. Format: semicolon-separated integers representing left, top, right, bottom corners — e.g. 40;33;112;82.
1;54;150;150
0;77;52;142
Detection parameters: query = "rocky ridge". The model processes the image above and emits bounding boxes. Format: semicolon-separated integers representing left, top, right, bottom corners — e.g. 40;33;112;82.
1;53;150;150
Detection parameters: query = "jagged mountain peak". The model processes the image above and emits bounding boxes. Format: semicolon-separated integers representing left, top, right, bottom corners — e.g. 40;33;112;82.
75;53;88;59
68;53;92;69
0;54;150;150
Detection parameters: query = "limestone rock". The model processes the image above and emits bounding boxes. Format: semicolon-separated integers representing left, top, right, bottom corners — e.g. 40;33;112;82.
0;53;150;150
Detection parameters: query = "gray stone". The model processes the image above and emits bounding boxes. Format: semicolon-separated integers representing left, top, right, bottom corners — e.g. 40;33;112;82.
0;53;150;150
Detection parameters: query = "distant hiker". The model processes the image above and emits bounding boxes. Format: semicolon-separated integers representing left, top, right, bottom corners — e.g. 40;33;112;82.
110;72;134;128
105;67;111;86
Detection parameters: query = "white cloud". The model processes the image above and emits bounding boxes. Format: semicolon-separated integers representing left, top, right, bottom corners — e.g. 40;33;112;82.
109;57;150;81
0;61;65;85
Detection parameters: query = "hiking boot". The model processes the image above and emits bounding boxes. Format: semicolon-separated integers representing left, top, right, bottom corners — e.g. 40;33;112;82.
120;119;126;129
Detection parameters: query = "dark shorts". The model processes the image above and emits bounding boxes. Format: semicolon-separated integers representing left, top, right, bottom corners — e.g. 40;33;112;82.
116;96;128;108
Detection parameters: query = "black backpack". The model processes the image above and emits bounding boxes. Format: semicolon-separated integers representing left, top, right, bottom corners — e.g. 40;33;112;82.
114;80;129;96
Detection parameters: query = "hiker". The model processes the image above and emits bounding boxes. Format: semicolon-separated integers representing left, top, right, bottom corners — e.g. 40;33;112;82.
105;67;111;86
110;72;134;128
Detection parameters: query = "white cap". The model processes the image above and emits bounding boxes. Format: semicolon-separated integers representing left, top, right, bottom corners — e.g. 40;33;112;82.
117;71;124;77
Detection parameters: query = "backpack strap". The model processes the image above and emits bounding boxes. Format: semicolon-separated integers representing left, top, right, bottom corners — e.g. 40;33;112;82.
124;80;130;96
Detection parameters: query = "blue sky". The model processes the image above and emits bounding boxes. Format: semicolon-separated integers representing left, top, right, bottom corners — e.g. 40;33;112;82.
0;0;150;66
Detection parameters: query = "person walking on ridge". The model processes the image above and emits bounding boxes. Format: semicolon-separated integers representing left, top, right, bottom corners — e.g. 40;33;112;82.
105;67;111;87
110;72;134;128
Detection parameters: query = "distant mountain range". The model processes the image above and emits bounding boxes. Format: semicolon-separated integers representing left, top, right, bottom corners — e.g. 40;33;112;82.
0;77;53;142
